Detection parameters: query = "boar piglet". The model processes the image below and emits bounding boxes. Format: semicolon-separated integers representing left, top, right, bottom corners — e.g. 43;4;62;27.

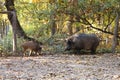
65;33;100;54
21;41;42;56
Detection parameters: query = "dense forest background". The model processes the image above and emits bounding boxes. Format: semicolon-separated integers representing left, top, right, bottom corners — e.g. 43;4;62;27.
0;0;120;56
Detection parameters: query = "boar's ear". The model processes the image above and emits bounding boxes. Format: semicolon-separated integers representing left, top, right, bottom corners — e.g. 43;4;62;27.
68;38;74;44
65;38;71;42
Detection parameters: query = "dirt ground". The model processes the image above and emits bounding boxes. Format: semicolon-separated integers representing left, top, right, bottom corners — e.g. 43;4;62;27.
0;53;120;80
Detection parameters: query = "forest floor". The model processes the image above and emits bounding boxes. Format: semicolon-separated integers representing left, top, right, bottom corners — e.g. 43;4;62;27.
0;53;120;80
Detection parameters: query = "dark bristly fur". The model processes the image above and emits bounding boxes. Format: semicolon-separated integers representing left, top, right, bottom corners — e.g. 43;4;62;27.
65;33;100;54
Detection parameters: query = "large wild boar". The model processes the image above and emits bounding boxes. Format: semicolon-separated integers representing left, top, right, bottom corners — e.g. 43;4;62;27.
65;33;100;54
21;41;42;56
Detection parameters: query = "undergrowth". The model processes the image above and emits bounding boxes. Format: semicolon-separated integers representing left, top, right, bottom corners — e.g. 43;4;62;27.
0;33;120;57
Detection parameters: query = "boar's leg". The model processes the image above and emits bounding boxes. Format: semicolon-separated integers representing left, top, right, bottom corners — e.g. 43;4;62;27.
37;49;42;56
91;48;96;54
74;49;81;54
34;51;38;56
34;49;39;56
31;50;38;56
22;48;26;56
23;52;26;56
36;52;40;56
29;50;33;56
36;51;41;56
90;44;98;54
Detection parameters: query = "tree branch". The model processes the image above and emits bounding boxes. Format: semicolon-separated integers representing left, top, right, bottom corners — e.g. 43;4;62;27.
0;11;12;14
104;17;115;31
63;11;120;38
79;17;120;38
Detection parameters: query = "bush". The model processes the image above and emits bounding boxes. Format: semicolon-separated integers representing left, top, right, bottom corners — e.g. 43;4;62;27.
0;35;13;56
97;48;112;53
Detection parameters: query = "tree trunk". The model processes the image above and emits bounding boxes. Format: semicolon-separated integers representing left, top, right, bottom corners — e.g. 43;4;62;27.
112;12;120;53
11;11;17;53
66;21;73;35
50;11;57;36
67;15;73;35
5;0;41;43
51;20;57;36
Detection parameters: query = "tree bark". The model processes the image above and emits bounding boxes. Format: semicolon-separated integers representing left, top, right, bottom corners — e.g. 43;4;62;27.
51;20;57;36
11;11;17;53
50;10;57;36
5;0;41;44
112;12;120;53
67;21;73;35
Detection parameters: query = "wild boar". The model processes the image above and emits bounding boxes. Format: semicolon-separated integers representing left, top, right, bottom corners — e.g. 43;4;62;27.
21;41;42;56
65;33;100;54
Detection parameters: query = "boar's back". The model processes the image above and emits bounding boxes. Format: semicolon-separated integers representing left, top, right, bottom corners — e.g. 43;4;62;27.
72;33;99;50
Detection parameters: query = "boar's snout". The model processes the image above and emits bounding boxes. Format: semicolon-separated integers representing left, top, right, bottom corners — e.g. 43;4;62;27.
65;46;71;51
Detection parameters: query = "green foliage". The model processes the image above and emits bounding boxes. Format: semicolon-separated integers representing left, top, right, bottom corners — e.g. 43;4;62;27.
15;0;120;54
0;0;120;56
0;35;13;56
97;48;112;53
41;33;67;54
